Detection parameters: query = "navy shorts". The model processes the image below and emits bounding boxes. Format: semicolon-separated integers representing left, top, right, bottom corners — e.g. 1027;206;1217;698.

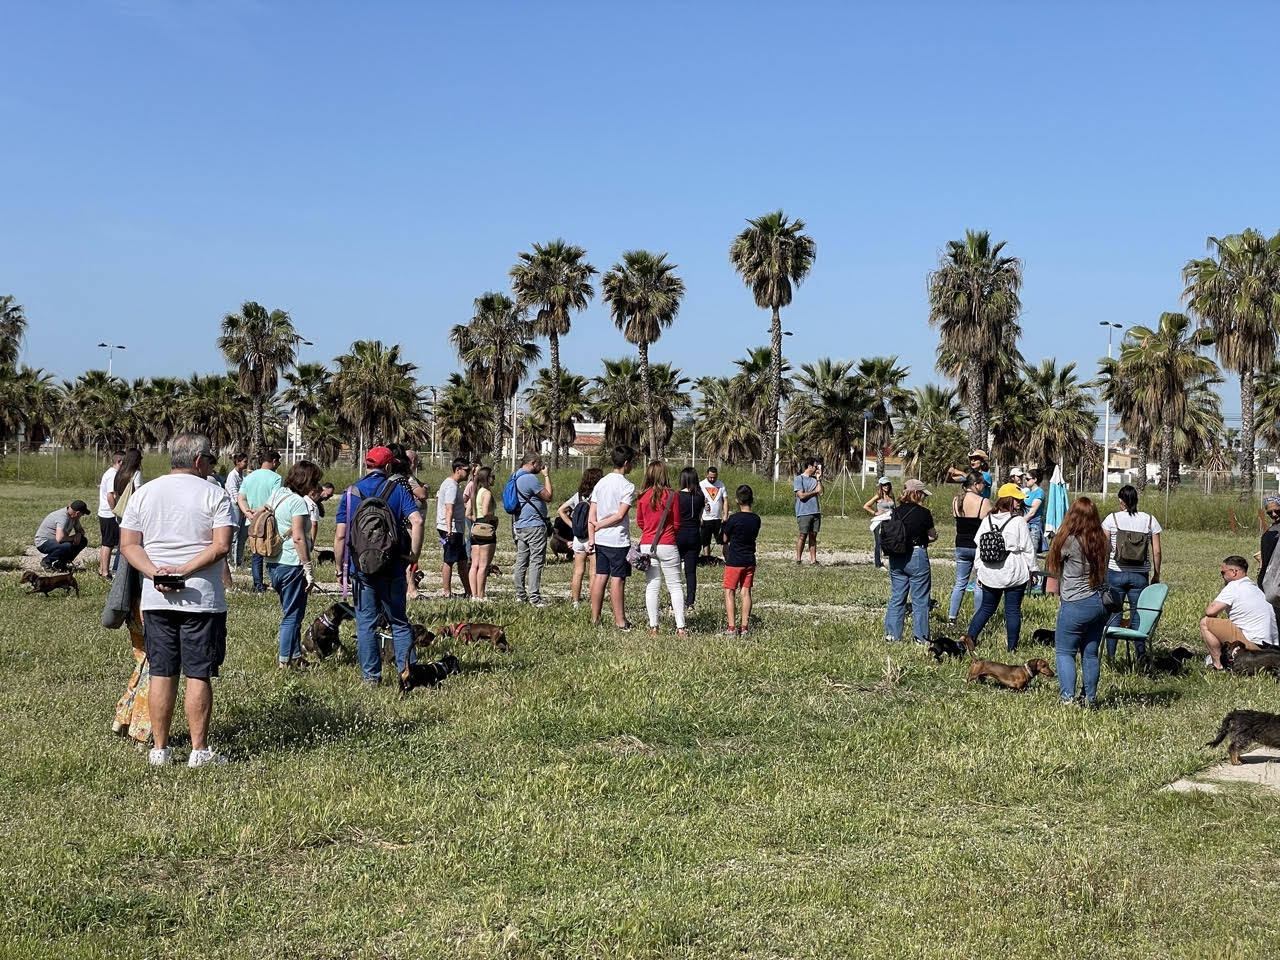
99;516;121;548
143;610;228;679
594;544;631;579
438;529;466;565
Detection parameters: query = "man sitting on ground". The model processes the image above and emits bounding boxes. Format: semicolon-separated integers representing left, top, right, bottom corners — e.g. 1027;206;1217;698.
35;499;91;570
1200;555;1280;669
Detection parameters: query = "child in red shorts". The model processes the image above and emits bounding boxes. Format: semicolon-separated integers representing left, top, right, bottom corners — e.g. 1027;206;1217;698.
720;484;762;636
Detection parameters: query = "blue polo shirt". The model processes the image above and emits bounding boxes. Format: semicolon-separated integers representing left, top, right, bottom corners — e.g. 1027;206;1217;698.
335;471;420;575
794;474;820;516
513;470;548;529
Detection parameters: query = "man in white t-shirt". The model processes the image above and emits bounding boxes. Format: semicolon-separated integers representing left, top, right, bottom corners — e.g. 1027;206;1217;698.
699;466;728;557
435;458;471;598
587;444;637;629
97;450;125;578
120;433;234;768
1201;555;1280;669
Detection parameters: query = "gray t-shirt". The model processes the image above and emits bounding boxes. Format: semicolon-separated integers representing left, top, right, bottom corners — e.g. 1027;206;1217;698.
36;508;81;547
1058;535;1098;602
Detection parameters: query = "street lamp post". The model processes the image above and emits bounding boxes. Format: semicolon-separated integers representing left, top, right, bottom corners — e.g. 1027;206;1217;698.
96;342;126;377
1099;321;1122;497
288;336;314;464
429;386;438;467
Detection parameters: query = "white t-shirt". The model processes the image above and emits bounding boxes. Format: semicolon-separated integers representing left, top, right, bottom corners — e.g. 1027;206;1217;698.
590;472;636;548
1214;577;1280;647
700;479;726;522
304;494;320;528
120;473;234;613
435;476;465;533
1101;511;1162;572
98;467;118;518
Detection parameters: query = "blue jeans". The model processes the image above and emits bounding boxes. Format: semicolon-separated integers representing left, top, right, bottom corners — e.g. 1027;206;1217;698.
37;538;86;569
1056;590;1107;704
884;546;931;642
1027;519;1045;553
251;553;266;592
1105;569;1149;657
948;547;984;621
268;563;308;663
353;569;415;680
965;582;1027;651
229;505;247;567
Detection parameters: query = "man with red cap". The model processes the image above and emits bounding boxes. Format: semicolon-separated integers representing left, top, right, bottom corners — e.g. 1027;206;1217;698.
333;445;424;687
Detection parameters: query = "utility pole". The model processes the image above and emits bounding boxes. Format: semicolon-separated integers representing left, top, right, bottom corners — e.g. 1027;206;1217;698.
1099;321;1122;496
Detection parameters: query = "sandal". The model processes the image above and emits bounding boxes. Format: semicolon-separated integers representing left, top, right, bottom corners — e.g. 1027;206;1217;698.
676;628;689;638
648;627;659;638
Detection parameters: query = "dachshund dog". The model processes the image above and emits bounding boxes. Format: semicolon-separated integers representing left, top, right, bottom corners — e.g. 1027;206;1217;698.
1223;642;1280;679
1141;646;1195;674
398;654;461;694
926;635;974;662
314;548;336;565
1206;709;1280;765
441;621;510;652
302;602;354;658
20;570;79;598
380;622;437;665
966;658;1055;691
1029;628;1056;646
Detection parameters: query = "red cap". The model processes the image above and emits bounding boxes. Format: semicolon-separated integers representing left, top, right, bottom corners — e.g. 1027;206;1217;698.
365;446;394;469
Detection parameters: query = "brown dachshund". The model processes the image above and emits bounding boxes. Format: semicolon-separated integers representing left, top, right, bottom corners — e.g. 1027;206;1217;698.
966;657;1054;691
441;621;509;652
20;570;79;597
380;622;437;665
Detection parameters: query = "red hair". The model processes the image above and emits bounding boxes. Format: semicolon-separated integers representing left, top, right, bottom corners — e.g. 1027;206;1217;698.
1047;496;1109;589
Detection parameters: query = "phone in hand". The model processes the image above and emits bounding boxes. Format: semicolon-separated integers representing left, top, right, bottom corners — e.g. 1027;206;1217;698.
154;574;187;589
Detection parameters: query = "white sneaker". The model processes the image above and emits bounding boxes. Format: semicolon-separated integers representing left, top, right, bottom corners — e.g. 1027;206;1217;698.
188;747;229;768
148;747;173;766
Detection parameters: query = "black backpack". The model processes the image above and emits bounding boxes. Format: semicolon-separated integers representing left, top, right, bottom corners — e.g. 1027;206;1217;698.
1111;513;1151;566
571;499;591;541
879;505;915;557
346;478;404;577
978;515;1014;564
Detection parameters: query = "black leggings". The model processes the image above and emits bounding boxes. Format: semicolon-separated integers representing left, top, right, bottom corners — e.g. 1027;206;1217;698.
677;535;700;606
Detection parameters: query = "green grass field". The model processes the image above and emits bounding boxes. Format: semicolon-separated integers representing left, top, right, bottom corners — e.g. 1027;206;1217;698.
2;480;1279;959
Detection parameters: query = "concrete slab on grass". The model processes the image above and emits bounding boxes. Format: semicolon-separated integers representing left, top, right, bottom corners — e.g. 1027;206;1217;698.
1163;750;1280;795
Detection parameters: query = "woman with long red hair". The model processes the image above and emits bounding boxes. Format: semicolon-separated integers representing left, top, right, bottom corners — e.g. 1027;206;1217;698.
1046;496;1112;707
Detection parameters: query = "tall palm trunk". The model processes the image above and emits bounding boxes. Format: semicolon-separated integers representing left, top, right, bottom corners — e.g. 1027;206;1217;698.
1160;417;1174;494
1240;365;1256;494
491;396;505;464
770;305;783;477
964;359;986;451
875;423;887;479
1137;439;1150;492
549;331;562;470
637;339;658;462
250;393;265;460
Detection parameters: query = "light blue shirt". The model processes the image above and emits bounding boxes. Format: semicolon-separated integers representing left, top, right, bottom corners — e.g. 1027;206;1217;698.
514;470;548;529
794;474;820;516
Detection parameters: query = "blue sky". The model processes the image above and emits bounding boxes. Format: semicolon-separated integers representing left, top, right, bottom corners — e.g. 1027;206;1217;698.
4;1;1277;425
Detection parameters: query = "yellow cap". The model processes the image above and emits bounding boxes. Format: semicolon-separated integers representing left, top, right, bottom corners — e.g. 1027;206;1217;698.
997;482;1027;501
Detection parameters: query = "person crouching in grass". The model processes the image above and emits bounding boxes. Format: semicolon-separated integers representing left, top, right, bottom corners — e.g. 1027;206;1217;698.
721;484;761;637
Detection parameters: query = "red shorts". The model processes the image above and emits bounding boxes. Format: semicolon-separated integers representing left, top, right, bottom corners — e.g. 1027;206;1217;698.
723;565;755;590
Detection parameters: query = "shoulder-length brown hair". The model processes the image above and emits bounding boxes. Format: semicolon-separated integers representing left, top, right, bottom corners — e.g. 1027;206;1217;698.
1047;496;1109;589
285;460;324;497
641;460;671;509
899;489;927;507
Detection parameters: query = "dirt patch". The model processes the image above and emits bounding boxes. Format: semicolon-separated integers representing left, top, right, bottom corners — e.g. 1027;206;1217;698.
759;549;957;568
0;547;93;575
1163;750;1280;795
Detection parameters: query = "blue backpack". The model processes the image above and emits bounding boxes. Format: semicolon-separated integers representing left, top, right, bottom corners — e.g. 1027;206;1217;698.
502;470;528;516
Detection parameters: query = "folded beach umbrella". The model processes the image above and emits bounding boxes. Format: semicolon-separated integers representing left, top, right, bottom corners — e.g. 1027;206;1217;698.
1045;463;1069;537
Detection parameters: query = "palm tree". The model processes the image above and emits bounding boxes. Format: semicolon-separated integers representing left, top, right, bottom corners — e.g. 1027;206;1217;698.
1182;229;1280;493
730;346;793;438
281;361;332;458
435;372;491;459
785;358;868;471
1017;360;1099;477
855;356;910;478
893;384;970;482
510;239;596;470
450;293;540;461
601;251;686;460
729;211;816;471
695;376;763;462
131;376;186;449
591;357;648;450
1256;362;1280;452
1118;312;1219;490
1096;354;1152;492
217;301;297;459
0;365;61;450
927;230;1023;450
58;371;135;450
0;295;27;370
178;373;248;453
331;340;426;460
523;367;590;459
304;411;345;468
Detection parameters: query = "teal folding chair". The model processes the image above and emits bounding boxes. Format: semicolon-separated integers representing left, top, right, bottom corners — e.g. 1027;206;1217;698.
1103;582;1169;664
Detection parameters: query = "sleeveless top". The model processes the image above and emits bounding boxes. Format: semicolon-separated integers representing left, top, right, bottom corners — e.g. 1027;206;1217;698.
954;493;985;549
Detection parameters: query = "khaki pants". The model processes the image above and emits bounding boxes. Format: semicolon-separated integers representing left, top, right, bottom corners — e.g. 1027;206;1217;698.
1203;618;1263;650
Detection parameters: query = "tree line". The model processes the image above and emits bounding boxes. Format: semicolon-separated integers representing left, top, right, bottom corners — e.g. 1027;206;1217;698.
1;221;1277;490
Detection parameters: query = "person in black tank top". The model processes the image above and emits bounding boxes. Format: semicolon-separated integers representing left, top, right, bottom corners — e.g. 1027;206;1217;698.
947;472;990;624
